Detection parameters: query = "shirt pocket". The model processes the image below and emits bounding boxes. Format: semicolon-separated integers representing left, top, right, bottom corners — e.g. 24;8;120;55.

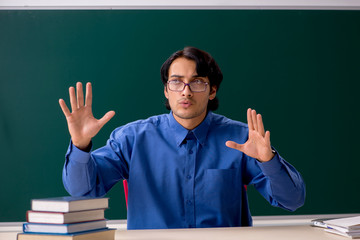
201;169;241;209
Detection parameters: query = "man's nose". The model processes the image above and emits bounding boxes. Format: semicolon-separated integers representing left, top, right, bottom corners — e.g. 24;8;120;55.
182;84;193;97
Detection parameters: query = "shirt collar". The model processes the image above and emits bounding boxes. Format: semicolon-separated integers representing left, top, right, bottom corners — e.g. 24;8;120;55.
168;111;212;147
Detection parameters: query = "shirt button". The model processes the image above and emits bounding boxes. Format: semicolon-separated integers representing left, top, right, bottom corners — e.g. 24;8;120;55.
186;175;192;180
189;150;193;154
186;200;192;205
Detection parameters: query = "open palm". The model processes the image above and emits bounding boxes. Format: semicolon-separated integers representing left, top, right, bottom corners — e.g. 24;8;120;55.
59;82;115;150
226;108;274;162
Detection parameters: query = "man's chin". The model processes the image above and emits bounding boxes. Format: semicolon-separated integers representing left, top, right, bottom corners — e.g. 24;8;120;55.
174;113;193;120
173;109;204;120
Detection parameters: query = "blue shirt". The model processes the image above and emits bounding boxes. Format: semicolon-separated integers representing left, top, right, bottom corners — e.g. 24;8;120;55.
63;111;305;230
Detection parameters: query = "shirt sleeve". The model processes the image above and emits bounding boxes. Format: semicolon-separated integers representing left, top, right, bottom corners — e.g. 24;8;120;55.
62;130;130;197
245;151;306;211
62;141;97;197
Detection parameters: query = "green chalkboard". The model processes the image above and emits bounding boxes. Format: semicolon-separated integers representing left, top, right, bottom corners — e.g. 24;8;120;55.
0;10;360;222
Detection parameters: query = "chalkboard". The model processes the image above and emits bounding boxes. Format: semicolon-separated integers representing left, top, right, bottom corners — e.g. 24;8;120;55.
1;10;359;222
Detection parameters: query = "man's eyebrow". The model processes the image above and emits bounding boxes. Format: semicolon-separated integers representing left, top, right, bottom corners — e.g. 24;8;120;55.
170;74;205;78
170;74;184;78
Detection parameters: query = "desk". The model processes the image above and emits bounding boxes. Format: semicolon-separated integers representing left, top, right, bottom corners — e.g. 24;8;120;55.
1;214;359;240
115;225;344;240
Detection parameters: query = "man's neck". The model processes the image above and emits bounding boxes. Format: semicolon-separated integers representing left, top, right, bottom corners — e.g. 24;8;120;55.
172;111;207;130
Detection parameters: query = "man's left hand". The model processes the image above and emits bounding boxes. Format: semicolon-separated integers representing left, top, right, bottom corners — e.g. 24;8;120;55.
226;108;275;162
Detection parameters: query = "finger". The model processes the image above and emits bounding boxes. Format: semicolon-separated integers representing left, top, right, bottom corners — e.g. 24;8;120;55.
69;86;77;112
251;109;258;131
225;141;245;152
85;82;92;107
98;111;115;128
257;114;265;137
265;131;271;146
76;82;84;108
59;99;71;117
247;108;254;130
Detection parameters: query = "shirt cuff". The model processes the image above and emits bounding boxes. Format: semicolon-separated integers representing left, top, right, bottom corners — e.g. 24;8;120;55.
258;153;283;176
68;140;92;164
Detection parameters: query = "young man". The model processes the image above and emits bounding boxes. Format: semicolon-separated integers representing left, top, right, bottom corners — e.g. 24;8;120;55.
59;47;305;230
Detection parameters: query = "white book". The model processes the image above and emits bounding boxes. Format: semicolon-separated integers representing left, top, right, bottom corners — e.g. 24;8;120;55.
31;196;108;213
324;216;360;231
27;209;105;224
329;225;360;234
23;220;107;234
325;228;360;239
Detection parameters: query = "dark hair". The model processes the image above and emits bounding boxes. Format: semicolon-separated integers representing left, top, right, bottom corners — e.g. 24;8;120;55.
161;47;223;111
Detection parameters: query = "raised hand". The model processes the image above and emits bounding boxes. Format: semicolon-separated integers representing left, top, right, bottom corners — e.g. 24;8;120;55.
59;82;115;150
226;108;274;162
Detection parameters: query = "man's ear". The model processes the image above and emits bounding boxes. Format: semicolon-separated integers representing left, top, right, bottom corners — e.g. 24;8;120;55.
164;86;169;99
209;86;217;100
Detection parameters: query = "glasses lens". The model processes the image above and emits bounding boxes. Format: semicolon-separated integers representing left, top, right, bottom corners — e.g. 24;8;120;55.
168;81;183;91
190;81;207;92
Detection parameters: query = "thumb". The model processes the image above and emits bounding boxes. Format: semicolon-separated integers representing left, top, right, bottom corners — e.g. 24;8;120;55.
98;110;115;127
225;141;245;152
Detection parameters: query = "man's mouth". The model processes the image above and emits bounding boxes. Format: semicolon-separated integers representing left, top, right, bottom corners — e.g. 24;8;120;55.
179;100;193;108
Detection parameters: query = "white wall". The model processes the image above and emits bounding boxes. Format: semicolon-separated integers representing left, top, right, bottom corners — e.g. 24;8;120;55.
1;0;360;9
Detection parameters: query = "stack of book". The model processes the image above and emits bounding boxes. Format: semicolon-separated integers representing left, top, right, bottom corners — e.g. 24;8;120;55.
17;196;115;240
312;215;360;239
323;216;360;239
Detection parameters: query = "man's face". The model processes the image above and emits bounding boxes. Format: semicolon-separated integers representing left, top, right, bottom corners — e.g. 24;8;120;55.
164;57;217;129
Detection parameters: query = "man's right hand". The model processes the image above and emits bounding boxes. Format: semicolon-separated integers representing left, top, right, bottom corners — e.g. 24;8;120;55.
59;82;115;151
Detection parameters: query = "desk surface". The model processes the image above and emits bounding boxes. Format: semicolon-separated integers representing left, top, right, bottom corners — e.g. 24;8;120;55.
1;214;359;240
0;225;347;240
115;225;346;240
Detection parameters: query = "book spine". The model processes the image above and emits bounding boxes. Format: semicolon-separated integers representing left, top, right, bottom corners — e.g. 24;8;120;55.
19;227;109;236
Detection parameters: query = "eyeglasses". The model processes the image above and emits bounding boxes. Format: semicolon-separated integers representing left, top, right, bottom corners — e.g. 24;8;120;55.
167;80;209;92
